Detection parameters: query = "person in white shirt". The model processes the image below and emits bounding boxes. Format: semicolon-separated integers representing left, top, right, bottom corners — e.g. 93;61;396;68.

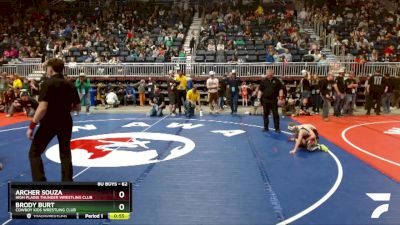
106;89;120;108
206;71;219;114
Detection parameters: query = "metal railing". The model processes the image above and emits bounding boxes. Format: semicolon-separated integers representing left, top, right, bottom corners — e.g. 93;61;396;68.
1;62;399;78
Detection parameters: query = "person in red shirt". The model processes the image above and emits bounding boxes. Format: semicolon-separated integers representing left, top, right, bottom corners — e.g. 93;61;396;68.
384;45;395;55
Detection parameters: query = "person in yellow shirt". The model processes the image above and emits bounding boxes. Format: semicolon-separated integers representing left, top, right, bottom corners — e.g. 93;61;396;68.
12;74;23;90
175;69;187;114
185;86;201;117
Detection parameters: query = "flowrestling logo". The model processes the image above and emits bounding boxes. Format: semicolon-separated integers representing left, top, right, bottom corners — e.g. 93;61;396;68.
45;133;195;167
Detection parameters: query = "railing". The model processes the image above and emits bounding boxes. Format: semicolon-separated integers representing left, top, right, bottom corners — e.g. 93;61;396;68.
1;62;399;78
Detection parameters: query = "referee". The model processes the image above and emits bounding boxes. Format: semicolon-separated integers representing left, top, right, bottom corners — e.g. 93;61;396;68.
257;69;284;133
26;59;81;182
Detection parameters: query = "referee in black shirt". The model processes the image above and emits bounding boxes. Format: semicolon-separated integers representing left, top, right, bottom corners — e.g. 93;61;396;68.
26;59;81;182
257;69;284;133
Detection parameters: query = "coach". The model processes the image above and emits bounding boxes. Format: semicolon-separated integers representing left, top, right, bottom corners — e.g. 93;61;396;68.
257;69;284;133
26;59;81;182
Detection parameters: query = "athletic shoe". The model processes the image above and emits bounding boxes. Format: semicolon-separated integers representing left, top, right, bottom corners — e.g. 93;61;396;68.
86;112;91;115
262;128;269;132
275;129;281;134
323;118;329;122
74;112;78;116
319;144;329;152
5;114;11;118
170;113;176;117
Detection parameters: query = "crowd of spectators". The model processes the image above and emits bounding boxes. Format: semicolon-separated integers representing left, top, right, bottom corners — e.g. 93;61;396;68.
0;0;193;64
301;0;400;62
195;1;326;63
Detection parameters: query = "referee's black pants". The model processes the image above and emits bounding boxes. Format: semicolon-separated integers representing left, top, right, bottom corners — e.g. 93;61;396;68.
262;99;280;130
177;90;186;113
29;118;73;182
366;92;382;114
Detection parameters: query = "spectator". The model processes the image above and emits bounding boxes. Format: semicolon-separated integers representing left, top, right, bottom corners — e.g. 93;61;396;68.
6;92;38;117
299;71;311;115
241;81;249;107
124;84;136;106
218;74;228;110
167;71;179;116
95;83;106;108
343;72;358;116
206;71;219;114
3;88;15;115
319;73;335;121
105;89;120;109
227;70;240;114
148;87;166;117
11;74;23;90
134;79;147;107
382;73;394;113
333;71;346;117
0;73;7;104
310;74;322;114
74;73;91;115
30;80;40;100
116;82;126;105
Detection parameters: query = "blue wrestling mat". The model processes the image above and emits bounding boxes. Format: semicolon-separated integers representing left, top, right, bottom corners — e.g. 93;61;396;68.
0;113;399;225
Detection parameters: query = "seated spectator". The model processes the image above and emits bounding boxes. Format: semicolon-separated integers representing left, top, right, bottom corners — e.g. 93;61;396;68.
124;84;136;106
148;87;166;117
105;89;120;109
265;50;275;63
207;41;216;52
279;49;292;62
6;92;38;117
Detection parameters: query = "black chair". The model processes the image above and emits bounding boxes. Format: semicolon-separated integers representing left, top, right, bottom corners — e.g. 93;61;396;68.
195;55;205;62
205;55;215;62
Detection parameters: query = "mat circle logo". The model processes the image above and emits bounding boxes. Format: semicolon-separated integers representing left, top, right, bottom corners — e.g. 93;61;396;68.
45;132;196;167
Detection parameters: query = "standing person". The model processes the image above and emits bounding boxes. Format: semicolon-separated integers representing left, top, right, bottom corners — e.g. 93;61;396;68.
22;78;31;95
227;70;240;114
185;86;201;117
189;37;195;54
75;73;91;115
26;58;81;182
149;87;166;117
206;71;219;114
310;74;321;114
0;73;7;104
382;73;394;114
218;74;228;110
95;82;106;108
333;71;346;117
343;72;358;116
186;74;194;91
241;81;249;107
257;69;284;133
30;79;40;101
116;82;126;106
147;77;156;104
3;88;15;115
366;70;387;115
167;70;179;116
393;74;400;109
175;69;187;114
135;79;146;106
319;73;335;121
299;72;311;114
